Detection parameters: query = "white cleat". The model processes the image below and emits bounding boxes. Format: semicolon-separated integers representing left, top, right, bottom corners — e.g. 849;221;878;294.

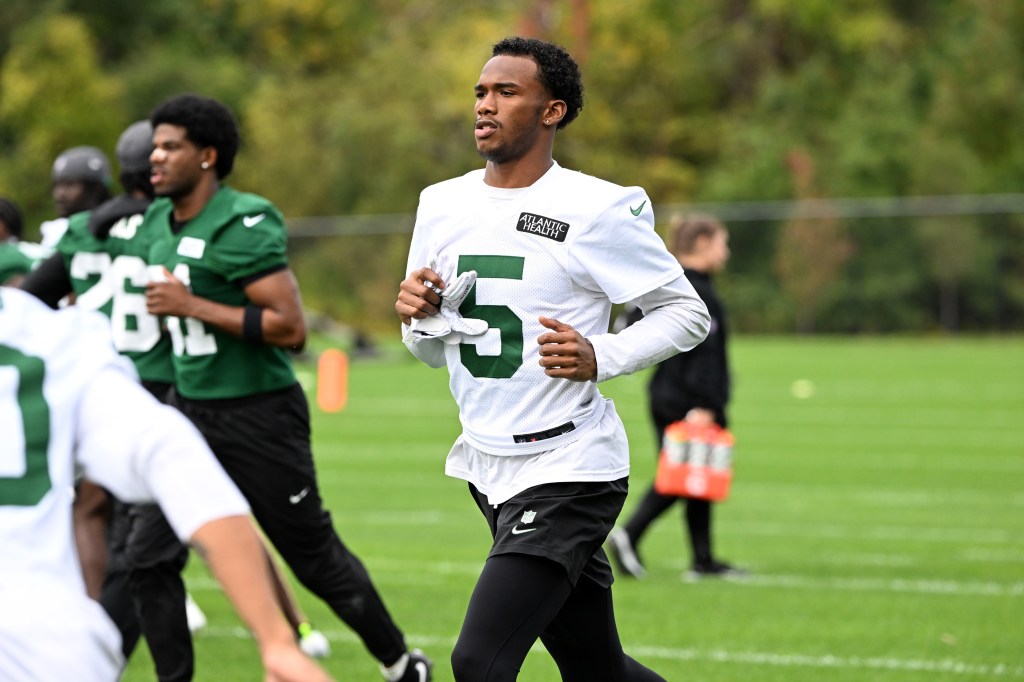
298;625;331;658
607;528;646;579
185;593;207;634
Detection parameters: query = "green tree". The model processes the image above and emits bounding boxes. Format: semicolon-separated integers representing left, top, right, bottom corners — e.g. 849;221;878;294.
0;14;124;235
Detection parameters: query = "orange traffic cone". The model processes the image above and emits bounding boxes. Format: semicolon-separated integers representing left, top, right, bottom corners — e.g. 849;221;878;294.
316;349;348;412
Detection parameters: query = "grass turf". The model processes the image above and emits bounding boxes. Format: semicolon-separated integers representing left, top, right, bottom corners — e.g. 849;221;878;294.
121;335;1024;681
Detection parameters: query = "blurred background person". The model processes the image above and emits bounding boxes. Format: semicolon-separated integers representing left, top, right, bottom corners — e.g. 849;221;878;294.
608;213;745;580
40;145;113;249
0;197;47;286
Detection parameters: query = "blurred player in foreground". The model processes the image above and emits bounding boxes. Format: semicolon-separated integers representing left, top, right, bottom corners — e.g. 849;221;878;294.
0;286;331;682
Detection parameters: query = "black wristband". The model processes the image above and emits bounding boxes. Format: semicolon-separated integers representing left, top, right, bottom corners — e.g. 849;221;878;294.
242;304;264;344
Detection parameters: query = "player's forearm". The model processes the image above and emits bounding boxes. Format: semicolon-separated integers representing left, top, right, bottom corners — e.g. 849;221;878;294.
181;294;306;349
589;277;711;382
190;516;298;649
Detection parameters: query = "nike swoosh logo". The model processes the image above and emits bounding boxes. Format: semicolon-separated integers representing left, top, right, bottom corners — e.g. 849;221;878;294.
243;213;266;228
511;526;537;535
414;661;429;682
289;487;310;504
629;200;647;217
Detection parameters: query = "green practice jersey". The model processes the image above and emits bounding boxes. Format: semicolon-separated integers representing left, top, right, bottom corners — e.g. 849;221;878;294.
146;187;297;400
0;241;46;284
58;205;175;384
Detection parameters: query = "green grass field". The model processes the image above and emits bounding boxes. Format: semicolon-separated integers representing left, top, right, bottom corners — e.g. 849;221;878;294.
122;336;1024;681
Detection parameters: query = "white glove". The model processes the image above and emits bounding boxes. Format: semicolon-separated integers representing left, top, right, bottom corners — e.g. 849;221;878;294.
406;270;489;345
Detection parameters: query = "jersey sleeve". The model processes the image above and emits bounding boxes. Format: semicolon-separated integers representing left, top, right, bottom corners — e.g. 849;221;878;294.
566;190;683;304
213;204;288;283
76;368;251;540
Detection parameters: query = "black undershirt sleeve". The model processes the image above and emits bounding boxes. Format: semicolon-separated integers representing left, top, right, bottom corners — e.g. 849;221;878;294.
19;253;73;309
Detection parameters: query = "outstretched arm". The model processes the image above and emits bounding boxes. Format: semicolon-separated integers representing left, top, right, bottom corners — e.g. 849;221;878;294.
77;369;332;682
190;517;332;682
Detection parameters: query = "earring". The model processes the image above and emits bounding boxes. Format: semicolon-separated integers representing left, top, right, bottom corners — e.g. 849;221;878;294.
201;162;209;169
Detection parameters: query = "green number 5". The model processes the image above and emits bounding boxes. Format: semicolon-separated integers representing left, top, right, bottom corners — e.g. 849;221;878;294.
0;345;52;506
457;255;525;379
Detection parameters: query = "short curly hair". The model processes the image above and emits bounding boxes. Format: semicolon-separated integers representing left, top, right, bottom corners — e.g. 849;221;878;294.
150;94;240;180
492;36;584;129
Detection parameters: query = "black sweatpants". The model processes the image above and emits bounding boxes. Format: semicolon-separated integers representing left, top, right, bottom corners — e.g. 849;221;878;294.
125;503;192;682
99;498;141;659
452;481;665;681
170;383;408;667
452;555;666;682
622;413;713;565
126;380;193;682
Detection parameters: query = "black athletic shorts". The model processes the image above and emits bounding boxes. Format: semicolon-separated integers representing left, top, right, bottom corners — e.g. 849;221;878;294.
469;478;628;589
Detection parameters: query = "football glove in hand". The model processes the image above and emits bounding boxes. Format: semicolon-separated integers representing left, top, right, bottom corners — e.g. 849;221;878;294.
406;270;489;345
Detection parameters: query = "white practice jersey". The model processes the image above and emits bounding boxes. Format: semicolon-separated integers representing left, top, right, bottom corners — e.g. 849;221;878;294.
0;287;249;681
406;163;684;456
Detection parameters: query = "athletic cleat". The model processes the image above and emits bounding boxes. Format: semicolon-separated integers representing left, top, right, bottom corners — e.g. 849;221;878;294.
383;648;433;682
185;593;207;634
400;649;433;682
607;528;646;579
684;560;747;582
297;622;330;658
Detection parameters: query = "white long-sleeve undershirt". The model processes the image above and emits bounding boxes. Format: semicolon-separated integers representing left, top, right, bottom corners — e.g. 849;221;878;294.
402;272;710;381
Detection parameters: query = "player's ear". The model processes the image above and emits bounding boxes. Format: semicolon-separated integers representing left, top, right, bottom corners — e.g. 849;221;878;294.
200;147;217;172
543;100;567;127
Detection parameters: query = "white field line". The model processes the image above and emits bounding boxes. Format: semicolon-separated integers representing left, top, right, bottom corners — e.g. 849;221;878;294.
186;563;1023;597
732;573;1024;597
731;520;1021;545
328;511;1024;549
197;626;1024;677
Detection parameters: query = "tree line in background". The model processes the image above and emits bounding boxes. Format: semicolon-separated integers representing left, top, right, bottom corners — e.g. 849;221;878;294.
1;0;1022;334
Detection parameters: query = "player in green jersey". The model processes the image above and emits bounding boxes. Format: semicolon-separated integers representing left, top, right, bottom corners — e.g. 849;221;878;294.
0;197;46;286
23;121;196;679
144;93;432;682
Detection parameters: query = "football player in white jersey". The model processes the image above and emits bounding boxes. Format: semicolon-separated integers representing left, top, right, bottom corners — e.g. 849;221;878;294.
396;36;711;681
0;287;332;682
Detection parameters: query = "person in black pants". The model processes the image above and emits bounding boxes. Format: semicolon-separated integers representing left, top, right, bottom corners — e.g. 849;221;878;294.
143;93;430;682
608;213;746;580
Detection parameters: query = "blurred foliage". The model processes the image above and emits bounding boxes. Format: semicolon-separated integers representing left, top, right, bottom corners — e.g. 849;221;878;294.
0;0;1021;334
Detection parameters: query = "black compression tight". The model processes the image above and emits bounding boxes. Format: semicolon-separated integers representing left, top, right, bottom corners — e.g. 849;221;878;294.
451;553;665;682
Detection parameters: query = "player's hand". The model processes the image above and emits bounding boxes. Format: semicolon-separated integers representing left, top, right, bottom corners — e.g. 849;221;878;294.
537;316;597;382
145;267;192;317
396;266;445;326
261;641;334;682
685;408;715;426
